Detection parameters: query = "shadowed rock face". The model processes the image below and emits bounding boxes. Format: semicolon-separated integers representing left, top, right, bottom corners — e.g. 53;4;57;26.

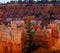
0;3;59;19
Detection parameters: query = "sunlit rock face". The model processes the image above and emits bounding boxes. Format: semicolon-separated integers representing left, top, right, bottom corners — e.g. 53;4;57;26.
10;20;25;28
12;28;22;44
0;20;60;52
49;22;59;38
0;21;23;53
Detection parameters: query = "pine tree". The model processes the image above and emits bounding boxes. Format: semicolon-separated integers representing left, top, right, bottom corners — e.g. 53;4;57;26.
23;19;35;53
26;19;35;46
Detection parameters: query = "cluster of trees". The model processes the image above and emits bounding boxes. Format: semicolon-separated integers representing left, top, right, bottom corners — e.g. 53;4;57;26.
9;0;60;4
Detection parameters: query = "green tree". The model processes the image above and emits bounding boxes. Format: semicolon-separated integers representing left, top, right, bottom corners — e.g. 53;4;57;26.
23;19;35;53
26;19;35;46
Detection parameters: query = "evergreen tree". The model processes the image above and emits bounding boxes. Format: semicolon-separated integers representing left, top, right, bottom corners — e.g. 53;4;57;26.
23;19;35;53
26;19;35;53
